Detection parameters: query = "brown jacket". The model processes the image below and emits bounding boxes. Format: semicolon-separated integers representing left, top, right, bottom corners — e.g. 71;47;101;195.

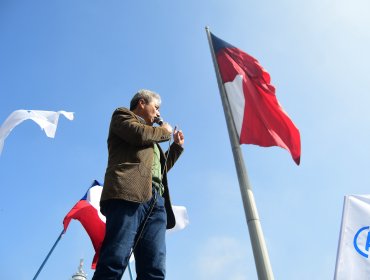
101;107;184;229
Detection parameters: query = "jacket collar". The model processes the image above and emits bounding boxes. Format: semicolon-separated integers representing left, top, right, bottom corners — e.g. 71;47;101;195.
135;114;146;124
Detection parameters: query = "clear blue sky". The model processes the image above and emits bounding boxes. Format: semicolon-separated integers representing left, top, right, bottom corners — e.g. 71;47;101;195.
1;0;370;279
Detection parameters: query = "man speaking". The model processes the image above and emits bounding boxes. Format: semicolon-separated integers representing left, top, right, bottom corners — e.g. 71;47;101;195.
92;89;184;280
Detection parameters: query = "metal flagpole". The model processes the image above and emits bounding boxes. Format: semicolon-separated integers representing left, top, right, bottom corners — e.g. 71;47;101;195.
205;26;274;280
32;229;64;280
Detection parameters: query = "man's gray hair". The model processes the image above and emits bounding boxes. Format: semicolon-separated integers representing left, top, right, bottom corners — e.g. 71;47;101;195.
130;89;161;110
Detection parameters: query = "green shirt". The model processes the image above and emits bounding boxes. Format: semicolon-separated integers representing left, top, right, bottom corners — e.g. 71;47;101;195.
152;144;164;195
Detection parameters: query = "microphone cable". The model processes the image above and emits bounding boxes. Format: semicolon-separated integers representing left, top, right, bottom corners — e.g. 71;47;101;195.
127;126;175;263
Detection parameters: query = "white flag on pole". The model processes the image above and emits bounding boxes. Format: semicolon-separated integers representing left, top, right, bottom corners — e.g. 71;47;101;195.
335;195;370;279
0;110;74;155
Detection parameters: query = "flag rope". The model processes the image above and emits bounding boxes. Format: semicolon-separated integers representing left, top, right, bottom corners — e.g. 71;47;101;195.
128;261;134;280
126;131;174;268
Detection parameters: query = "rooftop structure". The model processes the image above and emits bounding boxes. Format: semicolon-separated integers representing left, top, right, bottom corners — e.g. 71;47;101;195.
71;259;87;280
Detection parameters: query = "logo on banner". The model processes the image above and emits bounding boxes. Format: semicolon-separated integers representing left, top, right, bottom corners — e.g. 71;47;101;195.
354;226;370;258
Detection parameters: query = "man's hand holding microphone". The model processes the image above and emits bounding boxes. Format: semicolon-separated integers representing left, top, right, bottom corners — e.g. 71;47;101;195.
155;117;184;147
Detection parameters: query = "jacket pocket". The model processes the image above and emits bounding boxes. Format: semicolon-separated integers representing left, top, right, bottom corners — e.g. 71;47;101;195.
106;162;139;178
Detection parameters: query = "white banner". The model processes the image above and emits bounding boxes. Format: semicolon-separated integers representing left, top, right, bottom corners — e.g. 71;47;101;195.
168;205;190;233
335;195;370;279
0;110;74;155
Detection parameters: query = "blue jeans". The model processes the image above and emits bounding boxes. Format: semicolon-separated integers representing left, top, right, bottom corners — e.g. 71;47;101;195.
92;189;167;280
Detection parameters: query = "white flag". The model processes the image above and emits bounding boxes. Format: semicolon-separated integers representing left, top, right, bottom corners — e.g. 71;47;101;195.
335;195;370;279
0;110;74;155
168;205;190;233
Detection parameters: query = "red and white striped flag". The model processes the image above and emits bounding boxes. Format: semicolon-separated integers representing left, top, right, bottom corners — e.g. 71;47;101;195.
211;33;301;165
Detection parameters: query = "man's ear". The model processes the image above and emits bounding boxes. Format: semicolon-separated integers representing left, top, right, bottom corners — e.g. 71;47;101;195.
138;99;146;108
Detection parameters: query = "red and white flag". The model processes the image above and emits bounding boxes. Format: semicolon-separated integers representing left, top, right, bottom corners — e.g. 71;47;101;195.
211;33;301;165
63;180;189;269
63;180;105;269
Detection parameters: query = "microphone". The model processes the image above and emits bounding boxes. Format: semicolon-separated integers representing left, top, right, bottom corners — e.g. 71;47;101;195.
154;117;164;125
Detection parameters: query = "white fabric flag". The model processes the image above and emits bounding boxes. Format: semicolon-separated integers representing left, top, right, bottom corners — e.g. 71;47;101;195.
167;205;190;233
335;195;370;279
0;110;74;155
